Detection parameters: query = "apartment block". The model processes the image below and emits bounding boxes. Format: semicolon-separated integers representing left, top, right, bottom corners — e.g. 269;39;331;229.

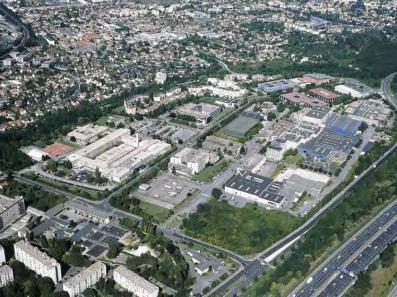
14;241;62;284
63;262;106;297
113;266;159;297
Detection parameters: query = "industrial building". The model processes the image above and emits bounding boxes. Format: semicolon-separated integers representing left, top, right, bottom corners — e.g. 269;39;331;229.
225;170;285;208
168;147;219;176
113;266;159;297
214;98;240;109
302;106;332;125
309;88;340;103
66;129;171;182
14;240;62;284
258;79;297;93
0;194;25;231
280;92;327;108
202;135;242;156
266;119;322;162
66;124;109;146
63;262;106;297
335;80;374;98
344;99;393;127
0;265;13;288
325;113;362;137
176;103;221;125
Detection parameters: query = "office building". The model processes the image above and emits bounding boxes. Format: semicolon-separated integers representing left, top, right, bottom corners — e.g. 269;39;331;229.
257;79;297;93
0;265;13;288
302;73;333;85
309;88;340;103
63;262;106;297
67;124;109;146
168;147;219;176
176;103;221;125
280;92;327;108
225;170;285;208
113;266;159;297
14;241;62;284
0;194;25;231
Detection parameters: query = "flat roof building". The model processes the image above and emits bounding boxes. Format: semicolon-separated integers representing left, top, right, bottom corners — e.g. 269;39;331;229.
168;147;219;177
280;92;327;108
302;73;333;85
344;99;392;127
326;113;362;137
63;262;106;297
335;80;374;98
67;129;171;182
0;194;25;232
14;241;62;284
67;124;109;146
309;88;340;103
113;266;159;297
303;106;332;125
176;103;221;125
124;95;150;115
258;79;297;93
0;265;13;288
225;170;285;208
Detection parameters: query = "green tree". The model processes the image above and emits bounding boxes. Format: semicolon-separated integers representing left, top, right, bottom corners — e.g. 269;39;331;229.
211;188;223;199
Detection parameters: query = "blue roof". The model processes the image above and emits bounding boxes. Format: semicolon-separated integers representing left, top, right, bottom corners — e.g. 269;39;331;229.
326;113;362;137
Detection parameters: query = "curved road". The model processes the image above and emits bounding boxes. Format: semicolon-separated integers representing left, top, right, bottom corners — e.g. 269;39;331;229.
0;3;30;59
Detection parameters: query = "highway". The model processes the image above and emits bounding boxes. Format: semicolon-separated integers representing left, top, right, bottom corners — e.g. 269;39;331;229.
206;72;397;296
0;3;30;59
290;198;397;297
288;73;397;297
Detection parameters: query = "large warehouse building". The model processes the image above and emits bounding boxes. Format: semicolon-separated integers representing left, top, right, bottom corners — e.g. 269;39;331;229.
225;170;285;208
67;129;171;182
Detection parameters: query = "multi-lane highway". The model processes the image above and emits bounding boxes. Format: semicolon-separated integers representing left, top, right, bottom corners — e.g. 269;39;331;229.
289;74;397;297
0;3;30;59
290;197;397;297
207;72;397;297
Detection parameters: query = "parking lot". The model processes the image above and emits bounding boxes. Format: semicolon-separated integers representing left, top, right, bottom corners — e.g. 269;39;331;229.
133;173;199;209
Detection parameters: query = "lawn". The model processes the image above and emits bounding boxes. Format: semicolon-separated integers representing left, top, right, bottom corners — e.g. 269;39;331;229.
139;201;170;223
111;105;126;115
23;172;104;201
193;160;230;183
96;116;108;126
182;199;302;255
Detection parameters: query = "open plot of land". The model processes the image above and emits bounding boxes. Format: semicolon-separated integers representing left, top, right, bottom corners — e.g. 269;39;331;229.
133;173;198;209
193;160;230;183
183;199;302;255
139;201;171;223
220;115;260;138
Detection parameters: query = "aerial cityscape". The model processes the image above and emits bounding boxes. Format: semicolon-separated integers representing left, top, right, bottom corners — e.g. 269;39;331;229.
0;0;397;296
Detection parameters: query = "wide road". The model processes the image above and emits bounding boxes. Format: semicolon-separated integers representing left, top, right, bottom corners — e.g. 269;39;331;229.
290;197;397;297
289;73;397;297
0;3;30;59
207;73;397;296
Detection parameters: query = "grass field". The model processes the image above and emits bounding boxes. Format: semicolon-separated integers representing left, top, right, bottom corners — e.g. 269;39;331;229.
96;116;108;126
183;199;302;255
23;172;104;201
193;160;230;183
220;115;260;138
139;201;170;223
